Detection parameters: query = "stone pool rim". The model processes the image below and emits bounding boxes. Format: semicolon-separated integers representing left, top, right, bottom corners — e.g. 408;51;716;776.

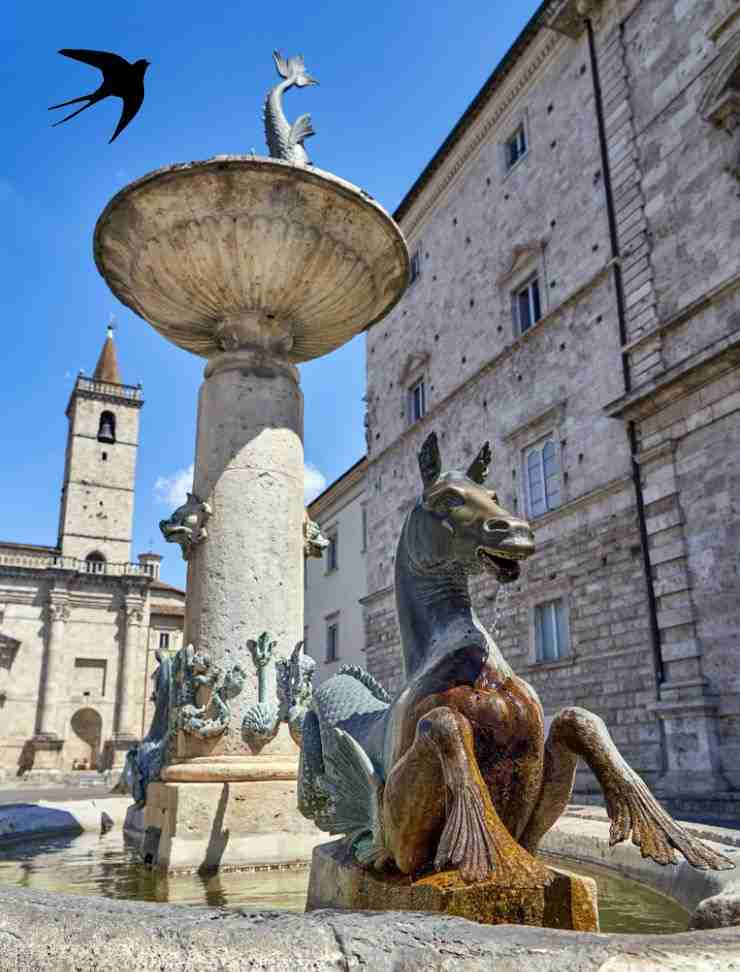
1;882;740;971
2;800;740;968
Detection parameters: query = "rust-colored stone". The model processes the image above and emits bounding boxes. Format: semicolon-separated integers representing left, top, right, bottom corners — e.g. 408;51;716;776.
306;839;599;931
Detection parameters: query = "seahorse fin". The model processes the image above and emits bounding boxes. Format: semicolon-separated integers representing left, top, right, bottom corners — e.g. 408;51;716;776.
273;50;289;78
287;54;306;76
325;728;382;843
290;113;315;145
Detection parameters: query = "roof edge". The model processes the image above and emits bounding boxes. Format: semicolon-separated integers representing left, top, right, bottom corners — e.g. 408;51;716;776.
393;0;557;227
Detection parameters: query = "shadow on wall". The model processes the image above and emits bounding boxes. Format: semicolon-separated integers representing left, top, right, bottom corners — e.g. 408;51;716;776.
200;783;230;875
17;741;35;777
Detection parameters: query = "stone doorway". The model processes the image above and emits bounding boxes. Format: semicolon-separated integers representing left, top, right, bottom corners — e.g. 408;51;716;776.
68;708;103;770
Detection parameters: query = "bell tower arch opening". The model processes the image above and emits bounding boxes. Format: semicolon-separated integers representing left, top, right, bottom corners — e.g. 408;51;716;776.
97;410;116;444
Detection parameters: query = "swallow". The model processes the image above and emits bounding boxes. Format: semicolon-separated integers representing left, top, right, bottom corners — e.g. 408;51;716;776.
49;49;150;143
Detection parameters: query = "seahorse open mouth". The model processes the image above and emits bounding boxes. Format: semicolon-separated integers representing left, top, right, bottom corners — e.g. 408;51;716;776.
477;547;522;583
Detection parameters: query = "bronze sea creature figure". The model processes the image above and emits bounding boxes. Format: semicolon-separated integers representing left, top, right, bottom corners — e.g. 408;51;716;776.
298;432;733;885
263;51;318;164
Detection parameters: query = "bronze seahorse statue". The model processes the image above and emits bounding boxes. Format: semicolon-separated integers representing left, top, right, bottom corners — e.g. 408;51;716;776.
298;432;733;884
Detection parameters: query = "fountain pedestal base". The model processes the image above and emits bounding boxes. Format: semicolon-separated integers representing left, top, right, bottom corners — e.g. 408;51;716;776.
143;763;323;874
306;839;599;931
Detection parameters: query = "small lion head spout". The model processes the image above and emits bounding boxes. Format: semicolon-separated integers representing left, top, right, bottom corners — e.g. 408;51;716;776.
410;431;535;584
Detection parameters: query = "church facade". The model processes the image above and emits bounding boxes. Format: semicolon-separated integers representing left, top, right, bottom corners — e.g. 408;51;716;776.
363;0;740;818
0;331;185;778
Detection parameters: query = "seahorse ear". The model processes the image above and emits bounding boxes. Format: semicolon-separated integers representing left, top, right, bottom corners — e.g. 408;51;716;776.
419;432;441;488
466;441;492;484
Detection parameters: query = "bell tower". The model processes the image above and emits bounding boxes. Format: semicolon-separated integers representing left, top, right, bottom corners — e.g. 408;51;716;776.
57;328;144;565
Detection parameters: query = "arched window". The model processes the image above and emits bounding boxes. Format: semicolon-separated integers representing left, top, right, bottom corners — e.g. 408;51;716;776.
85;552;106;574
97;411;116;444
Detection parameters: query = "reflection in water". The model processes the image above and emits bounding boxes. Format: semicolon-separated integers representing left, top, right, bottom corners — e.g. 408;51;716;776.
0;832;309;910
0;833;690;933
541;854;690;934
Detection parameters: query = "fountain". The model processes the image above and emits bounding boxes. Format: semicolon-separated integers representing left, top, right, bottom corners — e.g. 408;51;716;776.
1;50;740;970
93;51;408;873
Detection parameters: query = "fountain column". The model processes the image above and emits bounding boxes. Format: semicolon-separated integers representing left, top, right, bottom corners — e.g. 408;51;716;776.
93;146;408;870
182;343;304;759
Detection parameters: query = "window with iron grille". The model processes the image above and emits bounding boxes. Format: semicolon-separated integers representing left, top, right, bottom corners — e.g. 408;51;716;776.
327;532;338;571
409;248;422;284
524;438;561;518
408;378;426;425
513;275;542;335
534;598;570;662
505;124;527;170
326;621;339;663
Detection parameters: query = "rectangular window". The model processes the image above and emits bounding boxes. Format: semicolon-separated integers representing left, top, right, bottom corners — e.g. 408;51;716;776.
326;621;339;663
535;599;570;662
513;275;542;335
409;248;422;284
361;505;368;553
408;378;426;424
506;124;527;170
73;658;107;697
525;438;561;518
158;632;170;652
327;532;338;571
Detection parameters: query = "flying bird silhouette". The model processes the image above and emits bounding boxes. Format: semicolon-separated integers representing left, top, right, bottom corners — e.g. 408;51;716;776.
49;49;150;143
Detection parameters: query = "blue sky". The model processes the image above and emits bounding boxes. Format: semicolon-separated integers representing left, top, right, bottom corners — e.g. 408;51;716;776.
1;0;542;587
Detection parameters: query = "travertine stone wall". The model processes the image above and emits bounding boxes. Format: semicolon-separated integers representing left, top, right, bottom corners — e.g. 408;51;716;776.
364;0;740;810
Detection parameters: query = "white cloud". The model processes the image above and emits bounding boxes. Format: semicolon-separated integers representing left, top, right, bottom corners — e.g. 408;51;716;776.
154;464;193;508
305;463;327;503
154;461;327;507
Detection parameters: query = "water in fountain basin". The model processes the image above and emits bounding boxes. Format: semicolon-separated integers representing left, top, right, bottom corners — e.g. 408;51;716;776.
0;832;690;932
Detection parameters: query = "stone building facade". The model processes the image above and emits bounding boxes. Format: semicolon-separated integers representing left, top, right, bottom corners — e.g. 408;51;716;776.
363;0;740;817
305;458;368;685
0;331;184;778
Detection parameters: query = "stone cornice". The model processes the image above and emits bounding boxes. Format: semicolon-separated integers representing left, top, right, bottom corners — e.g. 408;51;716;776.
395;25;564;239
606;329;740;420
527;475;633;533
308;457;367;520
359;585;394;608
502;400;567;446
622;269;740;356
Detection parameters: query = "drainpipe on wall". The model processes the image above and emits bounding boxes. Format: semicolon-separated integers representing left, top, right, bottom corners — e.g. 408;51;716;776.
584;16;664;688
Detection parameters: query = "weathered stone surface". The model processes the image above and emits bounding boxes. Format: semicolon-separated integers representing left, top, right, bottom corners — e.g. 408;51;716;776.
361;0;740;816
144;779;323;872
2;883;740;971
93;156;409;363
306;838;599;931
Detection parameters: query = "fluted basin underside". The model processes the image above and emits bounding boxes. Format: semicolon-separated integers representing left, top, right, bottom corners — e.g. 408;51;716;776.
94;156;409;362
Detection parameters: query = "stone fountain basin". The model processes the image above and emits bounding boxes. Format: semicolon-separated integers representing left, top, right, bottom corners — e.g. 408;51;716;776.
2;801;740;968
93;156;409;362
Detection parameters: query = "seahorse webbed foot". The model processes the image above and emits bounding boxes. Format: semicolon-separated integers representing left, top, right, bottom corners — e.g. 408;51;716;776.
434;782;496;884
605;772;734;871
